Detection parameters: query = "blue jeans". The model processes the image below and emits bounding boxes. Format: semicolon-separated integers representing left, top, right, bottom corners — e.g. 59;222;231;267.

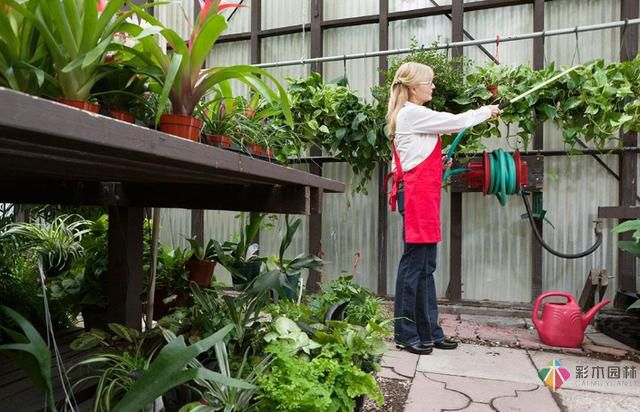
394;190;445;346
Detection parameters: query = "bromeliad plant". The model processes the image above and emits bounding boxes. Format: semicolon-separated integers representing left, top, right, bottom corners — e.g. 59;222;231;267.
0;0;57;96
4;0;142;106
124;1;293;140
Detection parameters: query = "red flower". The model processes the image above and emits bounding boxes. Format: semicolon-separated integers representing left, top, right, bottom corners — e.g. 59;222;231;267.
97;0;106;12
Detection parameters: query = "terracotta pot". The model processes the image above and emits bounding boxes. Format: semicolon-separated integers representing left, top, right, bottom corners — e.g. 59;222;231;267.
486;84;499;97
159;114;203;142
206;134;233;149
59;98;100;113
185;257;216;287
110;109;135;124
246;143;262;156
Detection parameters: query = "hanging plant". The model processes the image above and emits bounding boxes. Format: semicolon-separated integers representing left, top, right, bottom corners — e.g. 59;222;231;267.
285;73;386;193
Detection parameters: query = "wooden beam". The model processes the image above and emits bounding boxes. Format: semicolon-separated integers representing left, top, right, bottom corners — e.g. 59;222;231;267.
250;0;261;64
531;0;545;303
599;206;640;220
307;0;324;292
217;0;540;44
618;0;639;299
377;0;390;297
107;206;143;329
0;181;314;214
447;0;464;303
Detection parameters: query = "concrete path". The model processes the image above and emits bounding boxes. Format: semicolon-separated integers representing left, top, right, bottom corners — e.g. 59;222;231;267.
378;312;640;411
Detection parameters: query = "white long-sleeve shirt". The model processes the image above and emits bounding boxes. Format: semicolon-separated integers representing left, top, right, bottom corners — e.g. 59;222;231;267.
392;102;492;173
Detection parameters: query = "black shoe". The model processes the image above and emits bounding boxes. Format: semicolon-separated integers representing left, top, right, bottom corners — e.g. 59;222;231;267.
433;339;458;350
395;343;433;355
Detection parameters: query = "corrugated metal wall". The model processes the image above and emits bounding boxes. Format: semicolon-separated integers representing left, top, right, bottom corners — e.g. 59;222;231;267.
157;0;638;301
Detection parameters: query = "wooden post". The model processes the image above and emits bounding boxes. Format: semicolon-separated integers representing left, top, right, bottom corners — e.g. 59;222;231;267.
307;0;324;292
251;0;261;64
107;206;144;329
446;0;464;302
617;0;639;305
531;0;545;303
377;0;389;296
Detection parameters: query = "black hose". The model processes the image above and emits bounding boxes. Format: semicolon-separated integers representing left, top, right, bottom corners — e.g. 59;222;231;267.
521;191;602;259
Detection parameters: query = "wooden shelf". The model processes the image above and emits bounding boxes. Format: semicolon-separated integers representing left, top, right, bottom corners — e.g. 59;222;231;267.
0;87;345;328
0;87;344;214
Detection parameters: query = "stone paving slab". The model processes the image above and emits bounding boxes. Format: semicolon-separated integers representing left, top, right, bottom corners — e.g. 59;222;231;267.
476;325;520;345
492;385;559;412
456;402;494;411
586;332;636;351
425;372;538;403
557;388;640;412
404;372;469;412
380;349;419;378
528;351;640;396
582;342;629;358
416;343;540;384
377;366;410;380
460;314;527;329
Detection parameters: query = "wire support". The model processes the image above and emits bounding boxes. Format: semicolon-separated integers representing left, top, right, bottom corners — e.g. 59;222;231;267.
255;18;640;69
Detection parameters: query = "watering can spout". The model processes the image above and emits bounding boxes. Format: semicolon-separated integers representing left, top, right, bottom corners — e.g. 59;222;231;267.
582;299;610;329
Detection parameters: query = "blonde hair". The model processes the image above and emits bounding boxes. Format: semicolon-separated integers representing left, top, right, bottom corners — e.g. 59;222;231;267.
385;62;434;136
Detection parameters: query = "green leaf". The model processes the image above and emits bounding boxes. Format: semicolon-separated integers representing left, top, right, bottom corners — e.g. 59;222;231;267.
112;324;251;412
155;53;183;124
0;306;56;411
190;14;228;83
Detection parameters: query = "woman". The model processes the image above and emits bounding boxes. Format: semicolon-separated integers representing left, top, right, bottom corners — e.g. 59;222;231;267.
386;62;500;355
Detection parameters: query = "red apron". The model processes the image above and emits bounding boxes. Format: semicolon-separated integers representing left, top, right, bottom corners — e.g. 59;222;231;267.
386;136;443;243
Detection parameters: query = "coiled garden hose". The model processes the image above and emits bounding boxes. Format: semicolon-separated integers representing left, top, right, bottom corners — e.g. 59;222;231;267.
443;129;602;259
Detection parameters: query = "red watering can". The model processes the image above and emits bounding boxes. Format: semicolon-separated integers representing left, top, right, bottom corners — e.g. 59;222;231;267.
532;291;610;348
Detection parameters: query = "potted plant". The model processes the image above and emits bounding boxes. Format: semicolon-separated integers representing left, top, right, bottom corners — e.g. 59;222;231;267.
91;63;147;123
125;1;293;141
5;0;141;112
250;215;322;301
213;212;266;288
0;214;90;278
152;245;190;319
199;99;236;148
185;238;217;287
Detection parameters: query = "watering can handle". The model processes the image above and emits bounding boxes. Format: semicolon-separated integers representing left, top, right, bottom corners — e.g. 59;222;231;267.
532;291;575;325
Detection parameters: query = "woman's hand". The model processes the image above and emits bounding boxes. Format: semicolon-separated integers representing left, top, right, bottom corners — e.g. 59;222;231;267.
442;155;453;170
488;105;502;118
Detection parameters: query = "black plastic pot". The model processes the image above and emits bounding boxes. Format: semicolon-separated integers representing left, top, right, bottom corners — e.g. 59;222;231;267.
231;260;262;287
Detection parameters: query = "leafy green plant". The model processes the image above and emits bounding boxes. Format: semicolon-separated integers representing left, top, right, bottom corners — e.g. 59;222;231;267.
155;244;190;295
256;341;382;411
4;0;140;101
0;305;56;411
612;220;640;312
251;215;322;301
1;214;90;277
187;238;217;261
91;63;147;114
177;340;271;412
112;324;253;412
264;316;321;355
286;73;386;193
0;0;57;95
309;275;386;327
124;1;292;126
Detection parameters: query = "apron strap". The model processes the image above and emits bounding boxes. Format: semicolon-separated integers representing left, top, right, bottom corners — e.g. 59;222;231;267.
384;138;404;211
